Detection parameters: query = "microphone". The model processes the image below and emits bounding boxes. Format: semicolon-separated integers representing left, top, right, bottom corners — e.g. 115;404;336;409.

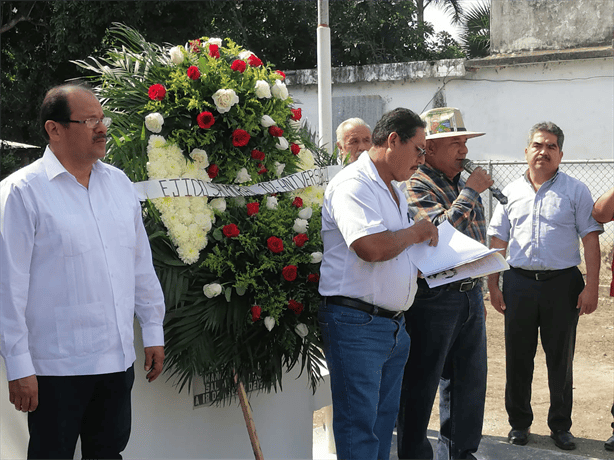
461;159;508;204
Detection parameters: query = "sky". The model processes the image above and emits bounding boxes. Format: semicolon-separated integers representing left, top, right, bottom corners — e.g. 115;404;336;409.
424;0;483;40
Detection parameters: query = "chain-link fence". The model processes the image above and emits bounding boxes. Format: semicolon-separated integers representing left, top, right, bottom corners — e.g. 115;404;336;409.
470;159;614;270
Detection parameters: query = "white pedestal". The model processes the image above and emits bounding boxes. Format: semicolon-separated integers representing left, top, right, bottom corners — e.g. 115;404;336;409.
1;324;332;460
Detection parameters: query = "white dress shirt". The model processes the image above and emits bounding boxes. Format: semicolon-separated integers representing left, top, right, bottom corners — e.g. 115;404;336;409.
319;152;418;312
487;170;603;270
1;147;165;381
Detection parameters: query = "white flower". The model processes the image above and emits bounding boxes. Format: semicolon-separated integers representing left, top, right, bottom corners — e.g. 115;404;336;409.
293;218;309;233
274;161;285;176
255;80;272;99
298;207;313;220
233;196;246;207
203;283;223;298
260;115;276;127
266;196;278;210
264;317;276;331
206;38;223;47
212;88;239;113
239;50;254;60
271;80;289;100
209;198;227;212
275;137;289;150
148;134;167;149
145;113;164;133
298;147;315;171
169;46;184;65
235;167;251;184
295;323;309;338
190;148;208;167
310;252;323;264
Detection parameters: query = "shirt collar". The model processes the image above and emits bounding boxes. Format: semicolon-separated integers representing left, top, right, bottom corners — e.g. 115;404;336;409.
43;145;108;181
523;168;560;187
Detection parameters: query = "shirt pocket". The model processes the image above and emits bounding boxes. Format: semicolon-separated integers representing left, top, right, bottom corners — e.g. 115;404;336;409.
54;301;109;357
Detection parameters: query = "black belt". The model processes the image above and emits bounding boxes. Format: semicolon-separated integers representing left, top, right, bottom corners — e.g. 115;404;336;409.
418;277;480;293
322;296;404;319
511;266;574;281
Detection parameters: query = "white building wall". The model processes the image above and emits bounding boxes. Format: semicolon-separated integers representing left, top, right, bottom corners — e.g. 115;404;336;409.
288;56;614;162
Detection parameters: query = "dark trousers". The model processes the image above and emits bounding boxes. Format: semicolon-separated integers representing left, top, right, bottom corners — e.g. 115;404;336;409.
502;267;583;433
27;366;135;459
397;281;487;460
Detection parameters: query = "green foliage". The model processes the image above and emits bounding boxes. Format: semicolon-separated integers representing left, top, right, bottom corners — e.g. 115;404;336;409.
458;0;491;59
1;0;464;167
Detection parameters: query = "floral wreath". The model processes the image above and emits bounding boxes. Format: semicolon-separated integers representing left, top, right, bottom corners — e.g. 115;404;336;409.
74;23;327;402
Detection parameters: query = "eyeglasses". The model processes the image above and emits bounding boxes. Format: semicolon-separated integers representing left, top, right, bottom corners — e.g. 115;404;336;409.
409;138;427;157
64;117;112;129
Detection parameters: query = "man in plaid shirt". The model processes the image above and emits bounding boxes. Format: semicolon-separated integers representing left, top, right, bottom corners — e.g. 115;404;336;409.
397;107;493;460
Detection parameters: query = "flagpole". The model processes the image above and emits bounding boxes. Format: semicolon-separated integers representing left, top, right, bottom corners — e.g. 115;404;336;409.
317;0;333;155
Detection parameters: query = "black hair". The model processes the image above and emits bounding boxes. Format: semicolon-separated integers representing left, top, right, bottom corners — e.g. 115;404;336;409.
39;83;94;140
371;107;425;147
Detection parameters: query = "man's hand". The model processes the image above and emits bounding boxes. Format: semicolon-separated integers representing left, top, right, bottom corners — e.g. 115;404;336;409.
144;346;165;382
410;219;439;247
577;284;598;316
8;374;38;412
488;283;506;314
465;167;494;194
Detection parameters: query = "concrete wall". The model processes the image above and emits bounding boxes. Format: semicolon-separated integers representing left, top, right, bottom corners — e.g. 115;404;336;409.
287;55;613;162
491;0;614;53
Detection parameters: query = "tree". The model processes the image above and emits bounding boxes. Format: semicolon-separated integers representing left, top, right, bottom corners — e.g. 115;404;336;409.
415;0;464;29
458;0;490;59
1;0;463;166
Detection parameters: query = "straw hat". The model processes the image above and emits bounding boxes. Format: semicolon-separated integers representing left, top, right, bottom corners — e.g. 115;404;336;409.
420;107;485;140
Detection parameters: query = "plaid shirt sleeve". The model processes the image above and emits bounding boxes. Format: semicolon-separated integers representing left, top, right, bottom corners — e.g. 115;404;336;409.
406;166;487;244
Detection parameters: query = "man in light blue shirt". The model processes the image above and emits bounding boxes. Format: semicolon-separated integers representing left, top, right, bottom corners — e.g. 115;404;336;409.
0;83;166;459
487;121;602;451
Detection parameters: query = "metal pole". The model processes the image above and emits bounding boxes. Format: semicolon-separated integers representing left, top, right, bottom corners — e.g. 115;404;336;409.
317;0;333;155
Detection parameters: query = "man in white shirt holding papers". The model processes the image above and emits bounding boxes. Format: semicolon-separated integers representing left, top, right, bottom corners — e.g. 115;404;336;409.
319;107;438;460
0;83;166;459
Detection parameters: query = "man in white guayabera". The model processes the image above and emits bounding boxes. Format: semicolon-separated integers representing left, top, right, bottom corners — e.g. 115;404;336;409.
0;83;166;459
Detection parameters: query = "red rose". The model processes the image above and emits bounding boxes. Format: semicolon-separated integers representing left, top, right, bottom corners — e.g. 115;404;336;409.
288;299;304;315
197;111;215;129
290;108;302;121
208;44;220;59
187;65;201;80
189;39;201;53
276;70;286;80
232;129;251;147
207;164;219;179
268;126;284;137
257;164;268;175
292;197;303;208
251;149;265;161
222;224;240;238
247;54;263;67
267;236;284;253
231;60;247;73
293;233;309;247
307;273;320;283
282;265;298;282
246;202;260;216
251;305;262;322
148;84;166;101
290;143;301;156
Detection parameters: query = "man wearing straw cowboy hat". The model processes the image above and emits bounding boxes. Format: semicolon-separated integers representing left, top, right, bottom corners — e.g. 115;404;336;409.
397;107;493;460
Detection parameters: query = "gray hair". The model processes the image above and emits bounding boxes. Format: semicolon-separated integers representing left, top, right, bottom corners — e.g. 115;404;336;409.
527;121;564;150
336;118;370;143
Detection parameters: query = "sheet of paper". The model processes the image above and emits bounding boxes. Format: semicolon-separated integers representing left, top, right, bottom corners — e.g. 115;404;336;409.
423;251;509;288
407;221;497;276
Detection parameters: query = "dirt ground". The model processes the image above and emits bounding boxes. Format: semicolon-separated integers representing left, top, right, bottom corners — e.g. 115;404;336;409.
427;250;614;459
